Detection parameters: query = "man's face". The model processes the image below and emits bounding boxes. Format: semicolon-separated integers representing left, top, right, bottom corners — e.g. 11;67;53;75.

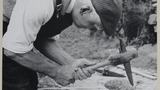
72;1;102;31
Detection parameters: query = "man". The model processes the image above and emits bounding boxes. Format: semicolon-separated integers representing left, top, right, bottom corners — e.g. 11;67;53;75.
3;0;122;90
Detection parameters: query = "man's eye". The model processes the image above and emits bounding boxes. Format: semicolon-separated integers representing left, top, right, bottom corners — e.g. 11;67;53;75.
82;8;91;13
80;6;92;15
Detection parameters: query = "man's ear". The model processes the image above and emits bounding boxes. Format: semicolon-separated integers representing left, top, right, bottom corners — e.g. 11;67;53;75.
80;5;92;15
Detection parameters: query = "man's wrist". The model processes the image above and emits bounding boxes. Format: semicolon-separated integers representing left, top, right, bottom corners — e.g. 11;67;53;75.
45;65;60;78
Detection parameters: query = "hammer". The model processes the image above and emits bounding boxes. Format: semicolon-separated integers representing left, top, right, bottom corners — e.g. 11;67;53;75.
85;51;137;70
85;38;135;86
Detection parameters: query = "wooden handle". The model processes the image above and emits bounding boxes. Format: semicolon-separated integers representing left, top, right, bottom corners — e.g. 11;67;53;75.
86;51;138;70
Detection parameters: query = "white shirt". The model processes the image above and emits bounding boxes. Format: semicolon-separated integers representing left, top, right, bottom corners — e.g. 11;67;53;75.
3;0;75;53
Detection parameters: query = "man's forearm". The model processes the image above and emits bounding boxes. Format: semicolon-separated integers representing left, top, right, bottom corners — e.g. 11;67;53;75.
4;49;60;78
35;39;75;65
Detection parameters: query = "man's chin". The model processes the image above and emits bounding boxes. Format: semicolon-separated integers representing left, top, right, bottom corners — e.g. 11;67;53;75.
73;23;82;28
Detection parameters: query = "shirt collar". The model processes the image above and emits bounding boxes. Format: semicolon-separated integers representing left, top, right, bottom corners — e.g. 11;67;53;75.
66;0;76;13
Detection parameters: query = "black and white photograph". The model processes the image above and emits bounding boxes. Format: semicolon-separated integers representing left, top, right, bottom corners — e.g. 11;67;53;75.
2;0;158;90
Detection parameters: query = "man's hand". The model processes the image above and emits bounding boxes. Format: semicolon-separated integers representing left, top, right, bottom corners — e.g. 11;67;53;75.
54;65;75;86
72;58;96;80
53;59;96;86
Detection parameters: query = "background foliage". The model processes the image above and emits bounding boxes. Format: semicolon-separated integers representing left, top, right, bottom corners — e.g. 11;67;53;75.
119;0;157;45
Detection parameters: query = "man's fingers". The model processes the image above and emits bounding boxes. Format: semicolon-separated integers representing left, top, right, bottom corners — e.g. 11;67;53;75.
77;68;87;80
73;71;79;80
76;70;83;80
87;68;95;74
82;68;92;77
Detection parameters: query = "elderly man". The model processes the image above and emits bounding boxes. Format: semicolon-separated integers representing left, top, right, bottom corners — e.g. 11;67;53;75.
3;0;122;90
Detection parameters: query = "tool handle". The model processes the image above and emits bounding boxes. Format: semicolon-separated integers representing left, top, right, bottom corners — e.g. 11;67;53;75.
86;51;138;70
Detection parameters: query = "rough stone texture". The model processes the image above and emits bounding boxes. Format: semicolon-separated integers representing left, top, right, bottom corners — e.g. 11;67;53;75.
104;80;135;90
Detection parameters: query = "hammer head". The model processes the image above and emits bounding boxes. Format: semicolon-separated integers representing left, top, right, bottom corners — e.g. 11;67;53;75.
118;38;135;86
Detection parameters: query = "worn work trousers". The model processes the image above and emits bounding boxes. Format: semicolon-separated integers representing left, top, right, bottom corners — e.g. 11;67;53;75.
3;21;38;90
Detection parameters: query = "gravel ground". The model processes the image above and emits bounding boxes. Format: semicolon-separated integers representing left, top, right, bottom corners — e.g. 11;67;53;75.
38;66;156;90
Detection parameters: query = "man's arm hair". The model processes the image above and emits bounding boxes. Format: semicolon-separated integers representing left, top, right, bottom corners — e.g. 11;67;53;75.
3;48;60;78
34;39;75;65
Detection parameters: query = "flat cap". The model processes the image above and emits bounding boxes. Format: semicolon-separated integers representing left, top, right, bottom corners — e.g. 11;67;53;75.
91;0;122;36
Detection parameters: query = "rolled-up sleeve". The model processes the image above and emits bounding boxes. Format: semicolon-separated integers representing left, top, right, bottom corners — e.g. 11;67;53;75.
3;0;54;53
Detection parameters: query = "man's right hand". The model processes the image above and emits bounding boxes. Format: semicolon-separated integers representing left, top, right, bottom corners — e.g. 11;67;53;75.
54;65;75;86
53;60;96;86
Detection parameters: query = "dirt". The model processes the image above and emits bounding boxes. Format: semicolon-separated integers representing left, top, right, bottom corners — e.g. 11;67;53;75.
38;67;156;90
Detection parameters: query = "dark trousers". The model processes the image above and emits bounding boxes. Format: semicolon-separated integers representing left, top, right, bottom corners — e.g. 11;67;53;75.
3;21;38;90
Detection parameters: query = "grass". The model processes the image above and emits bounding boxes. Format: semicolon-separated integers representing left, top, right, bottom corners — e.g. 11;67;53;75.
58;25;120;60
